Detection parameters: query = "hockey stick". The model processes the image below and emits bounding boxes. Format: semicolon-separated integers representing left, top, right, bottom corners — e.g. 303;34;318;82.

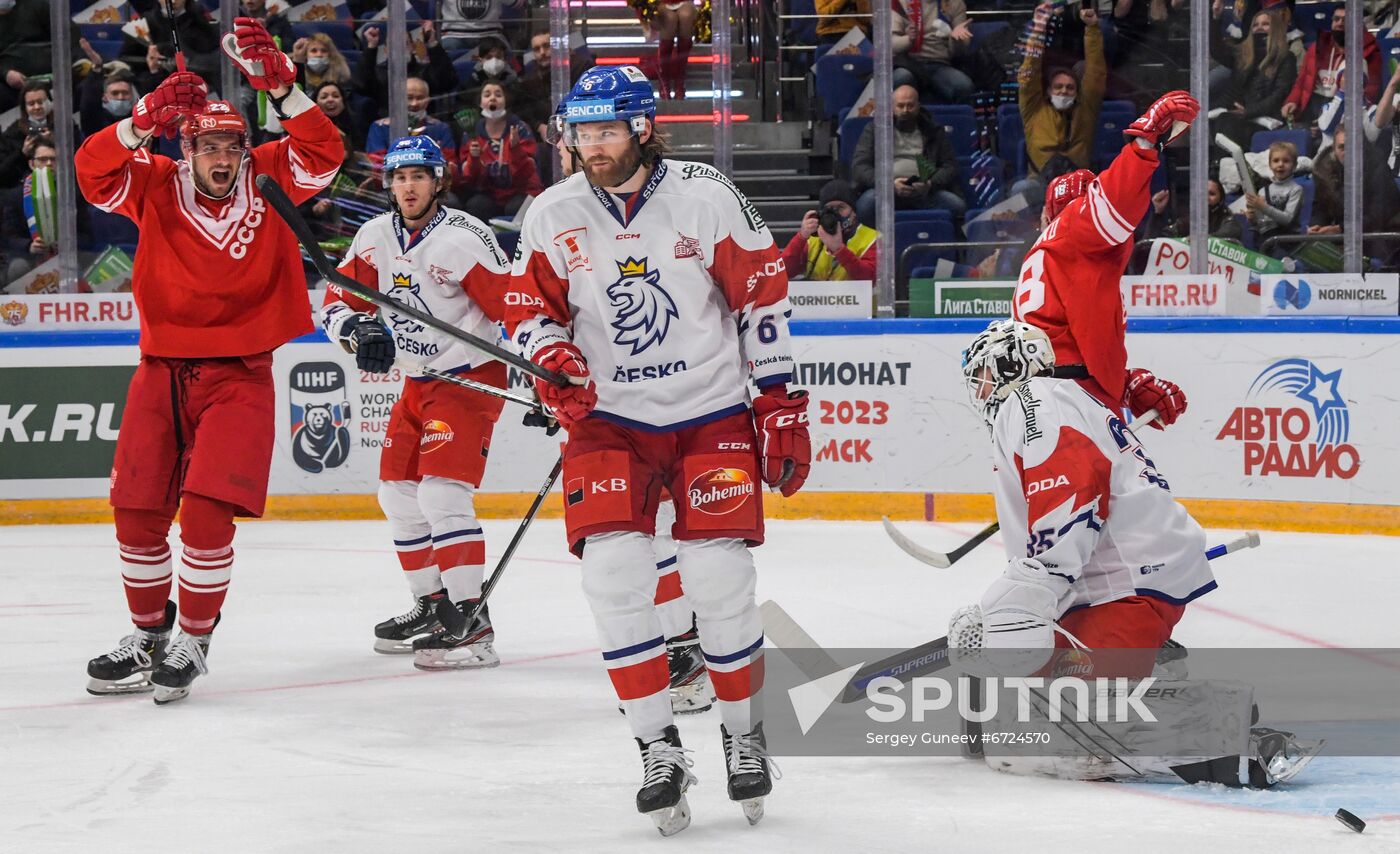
417;365;543;412
883;408;1160;568
162;0;187;71
435;454;563;636
256;174;567;387
762;531;1263;703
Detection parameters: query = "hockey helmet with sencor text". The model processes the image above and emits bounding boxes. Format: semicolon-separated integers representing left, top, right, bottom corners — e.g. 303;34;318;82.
381;134;448;189
559;65;655;144
962;319;1056;427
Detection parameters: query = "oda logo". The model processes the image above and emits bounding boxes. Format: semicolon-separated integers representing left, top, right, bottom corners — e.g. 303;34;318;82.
687;468;754;516
1273;278;1312;310
289;361;351;474
1215;358;1358;479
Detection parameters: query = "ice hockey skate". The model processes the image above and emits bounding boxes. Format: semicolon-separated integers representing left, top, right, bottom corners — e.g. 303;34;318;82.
86;601;176;696
151;617;218;705
412;599;498;671
722;722;778;826
1250;727;1325;787
373;590;445;654
665;627;714;715
636;726;697;837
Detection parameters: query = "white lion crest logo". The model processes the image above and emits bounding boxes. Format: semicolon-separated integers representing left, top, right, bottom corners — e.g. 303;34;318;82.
385;272;430;334
607;256;678;356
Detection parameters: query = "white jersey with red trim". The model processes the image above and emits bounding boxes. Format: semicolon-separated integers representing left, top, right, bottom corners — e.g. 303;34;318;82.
504;158;794;431
991;376;1216;613
320;206;512;376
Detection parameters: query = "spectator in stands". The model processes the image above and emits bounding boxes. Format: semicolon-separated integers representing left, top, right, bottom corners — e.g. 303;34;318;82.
76;50;137;139
0;0;80;114
1374;60;1400;178
1246;140;1302;251
293;33;353;91
890;0;976;104
454;81;542;222
1014;3;1106;205
816;0;872;48
1139;180;1244;241
440;0;526;54
852;84;964;226
464;35;520;89
356;21;458;120
0;81;57;189
784;179;878;283
1211;7;1297;150
1;134;55;284
314;81;366;163
1109;0;1186;70
365;77;460;172
240;0;292;48
119;0;221;92
1281;6;1380;127
1309;127;1400;243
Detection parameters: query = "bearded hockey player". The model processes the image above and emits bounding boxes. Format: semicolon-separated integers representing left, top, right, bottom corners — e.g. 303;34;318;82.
1013;90;1197;430
76;18;342;704
950;319;1321;788
320;135;511;670
505;65;811;835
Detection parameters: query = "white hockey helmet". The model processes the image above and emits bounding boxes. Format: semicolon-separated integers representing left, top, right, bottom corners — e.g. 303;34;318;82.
962;319;1056;427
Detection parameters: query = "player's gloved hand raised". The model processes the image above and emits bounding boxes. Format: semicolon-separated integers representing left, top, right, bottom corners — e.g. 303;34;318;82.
752;385;811;497
131;72;208;139
1126;367;1187;430
533;343;597;427
341;313;395;373
1125;90;1199;148
222;17;297;91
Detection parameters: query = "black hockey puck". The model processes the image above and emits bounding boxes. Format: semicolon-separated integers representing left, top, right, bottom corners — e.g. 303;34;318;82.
1334;808;1366;833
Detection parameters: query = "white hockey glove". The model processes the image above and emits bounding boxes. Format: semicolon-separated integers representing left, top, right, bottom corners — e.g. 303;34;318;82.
948;557;1079;677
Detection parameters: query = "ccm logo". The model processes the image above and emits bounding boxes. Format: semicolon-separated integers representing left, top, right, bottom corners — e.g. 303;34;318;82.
717;442;752;450
505;292;545;307
1026;474;1070;495
591;478;628;493
772;412;808;429
616;233;640;240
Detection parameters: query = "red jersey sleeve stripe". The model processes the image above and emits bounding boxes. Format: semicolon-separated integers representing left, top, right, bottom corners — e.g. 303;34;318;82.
1087;182;1133;246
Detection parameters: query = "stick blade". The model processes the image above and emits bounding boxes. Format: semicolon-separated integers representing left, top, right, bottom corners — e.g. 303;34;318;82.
759;599;843;681
881;516;952;568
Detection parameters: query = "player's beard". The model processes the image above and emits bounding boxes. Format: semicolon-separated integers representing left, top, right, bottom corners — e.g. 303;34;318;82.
580;142;643;190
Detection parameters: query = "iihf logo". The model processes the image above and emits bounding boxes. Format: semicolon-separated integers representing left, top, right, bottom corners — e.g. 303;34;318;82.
607;256;678;355
1215;358;1359;479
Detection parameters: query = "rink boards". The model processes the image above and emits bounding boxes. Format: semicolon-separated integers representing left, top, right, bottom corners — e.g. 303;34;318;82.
4;317;1400;531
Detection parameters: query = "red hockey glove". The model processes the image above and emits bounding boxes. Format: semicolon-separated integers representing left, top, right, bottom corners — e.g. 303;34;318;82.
131;72;208;139
1126;368;1187;430
533;343;597;427
752;386;811;497
1124;90;1199;147
222;17;297;91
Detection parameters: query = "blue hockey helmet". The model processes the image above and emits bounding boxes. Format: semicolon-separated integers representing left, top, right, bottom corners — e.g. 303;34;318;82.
381;134;448;189
559;65;656;143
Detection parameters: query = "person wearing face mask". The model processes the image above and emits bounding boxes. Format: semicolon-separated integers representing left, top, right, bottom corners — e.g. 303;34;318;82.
783;179;880;287
454;81;542;222
77;53;139;138
291;33;352;91
465;36;520;89
354;21;458;121
0;81;62;189
1210;8;1298;151
1281;6;1380;127
1014;3;1106;207
365;77;460;176
851;84;964;227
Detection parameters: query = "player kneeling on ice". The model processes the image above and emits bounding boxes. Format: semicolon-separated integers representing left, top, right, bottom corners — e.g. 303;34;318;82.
320;135;513;670
948;319;1322;788
76;18;343;704
504;65;811;835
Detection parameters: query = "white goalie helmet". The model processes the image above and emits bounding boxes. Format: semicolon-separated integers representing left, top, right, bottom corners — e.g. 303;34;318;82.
961;319;1056;427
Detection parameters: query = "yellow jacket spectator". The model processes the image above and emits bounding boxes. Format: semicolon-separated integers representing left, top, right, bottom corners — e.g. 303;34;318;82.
1018;3;1107;176
816;0;871;43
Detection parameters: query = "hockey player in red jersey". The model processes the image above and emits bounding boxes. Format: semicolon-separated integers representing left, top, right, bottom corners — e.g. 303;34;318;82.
320;135;512;670
505;66;810;834
1012;90;1196;429
77;18;342;704
949;319;1321;788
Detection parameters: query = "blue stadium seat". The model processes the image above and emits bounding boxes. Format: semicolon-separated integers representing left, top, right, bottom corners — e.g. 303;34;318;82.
815;53;872;120
788;0;818;46
87;39;124;63
78;23;126;42
1296;2;1339;44
959;153;1004;208
1099;99;1137;121
926;104;977;157
1383;37;1400;74
1295;176;1315;229
895;209;953;225
966;214;1032;266
1251;127;1311;156
453;57;477;86
895;219;957;271
968;20;1008;52
1094;113;1132;162
838;115;871;170
341;49;362;67
291;21;357;52
996;103;1026;180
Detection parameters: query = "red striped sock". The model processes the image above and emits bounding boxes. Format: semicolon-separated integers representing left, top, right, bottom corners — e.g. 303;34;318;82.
119;543;172;627
177;545;233;634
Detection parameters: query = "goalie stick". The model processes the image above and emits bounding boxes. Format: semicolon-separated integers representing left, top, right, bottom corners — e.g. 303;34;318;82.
256;174;568;387
883;408;1160;568
761;531;1263;704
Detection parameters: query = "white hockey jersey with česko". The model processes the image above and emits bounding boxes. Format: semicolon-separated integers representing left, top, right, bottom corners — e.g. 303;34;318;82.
321;207;511;376
991;376;1216;613
503;158;795;431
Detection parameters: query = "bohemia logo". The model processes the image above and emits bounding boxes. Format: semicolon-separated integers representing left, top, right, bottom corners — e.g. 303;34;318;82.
420;419;454;454
688;468;755;516
607;256;679;355
1215;358;1359;479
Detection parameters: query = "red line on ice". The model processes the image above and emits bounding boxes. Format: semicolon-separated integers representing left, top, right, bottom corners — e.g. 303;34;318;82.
1190;602;1400;672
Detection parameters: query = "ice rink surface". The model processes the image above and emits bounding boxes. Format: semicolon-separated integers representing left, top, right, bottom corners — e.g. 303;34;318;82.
4;517;1399;853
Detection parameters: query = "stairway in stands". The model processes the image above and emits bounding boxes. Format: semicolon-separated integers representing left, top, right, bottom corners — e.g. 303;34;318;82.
573;4;829;242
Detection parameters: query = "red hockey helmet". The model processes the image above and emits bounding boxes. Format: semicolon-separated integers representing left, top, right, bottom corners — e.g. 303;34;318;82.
1044;168;1095;221
181;101;249;158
